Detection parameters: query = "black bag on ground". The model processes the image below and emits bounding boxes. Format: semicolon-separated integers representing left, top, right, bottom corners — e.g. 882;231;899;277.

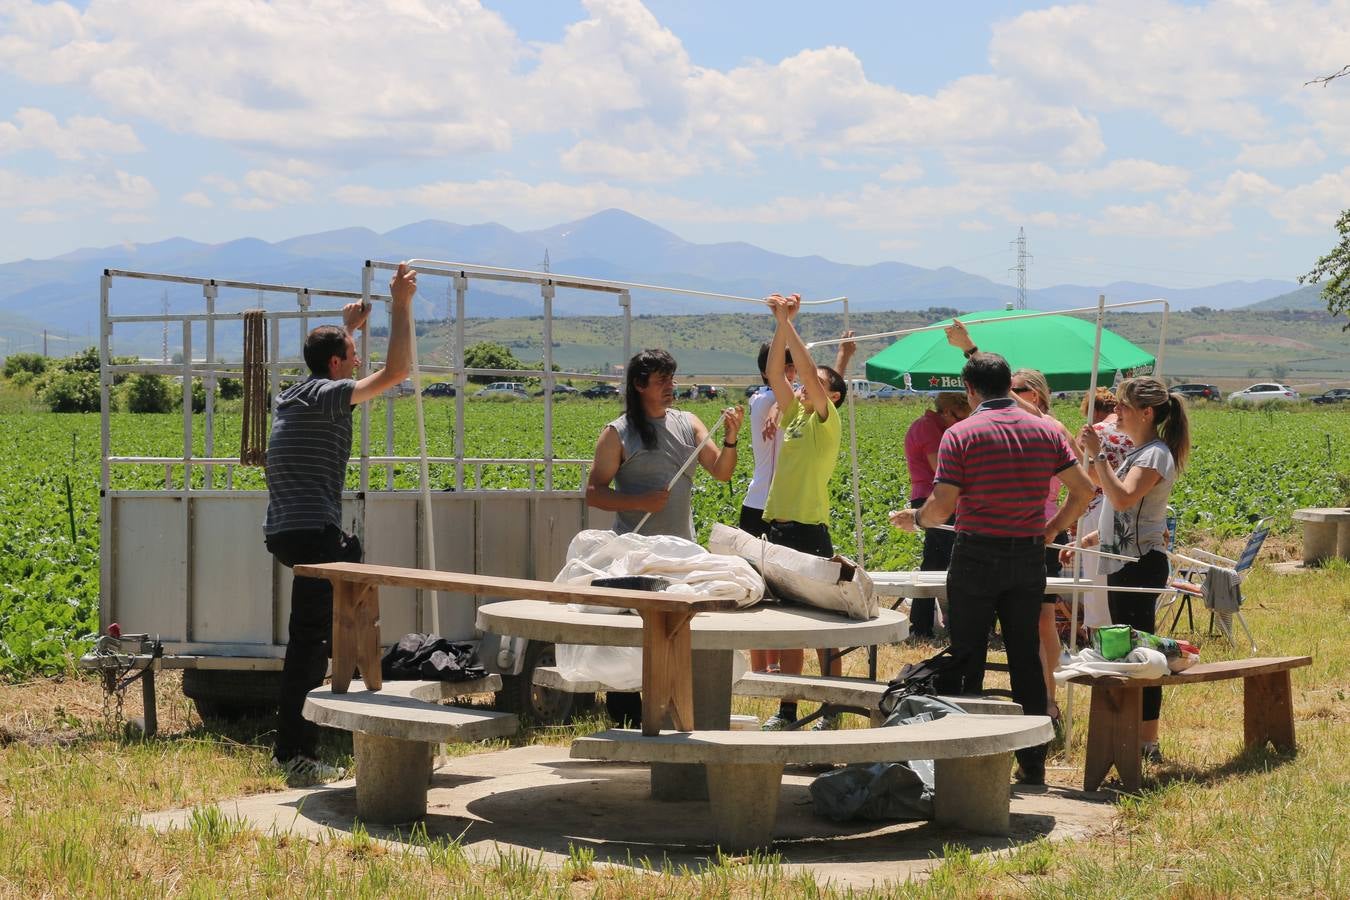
381;633;487;682
877;645;971;717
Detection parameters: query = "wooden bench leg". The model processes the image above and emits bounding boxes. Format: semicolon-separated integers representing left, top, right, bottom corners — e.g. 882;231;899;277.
639;609;694;737
933;752;1012;835
354;585;382;692
353;731;434;824
331;579;357;694
704;762;784;850
1083;685;1142;792
1244;670;1295;752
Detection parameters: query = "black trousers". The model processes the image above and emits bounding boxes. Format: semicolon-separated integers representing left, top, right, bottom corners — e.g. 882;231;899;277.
1108;550;1170;722
265;525;362;761
936;532;1049;772
911;498;956;635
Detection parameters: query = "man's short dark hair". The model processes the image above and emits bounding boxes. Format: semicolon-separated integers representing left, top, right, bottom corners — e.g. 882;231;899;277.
756;341;793;382
819;365;847;408
961;352;1011;399
304;325;348;377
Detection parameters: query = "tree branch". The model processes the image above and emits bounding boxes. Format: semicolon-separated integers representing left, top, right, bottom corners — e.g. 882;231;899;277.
1306;65;1350;87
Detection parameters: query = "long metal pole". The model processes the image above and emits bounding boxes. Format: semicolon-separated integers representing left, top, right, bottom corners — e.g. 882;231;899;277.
807;297;1170;349
408;291;440;635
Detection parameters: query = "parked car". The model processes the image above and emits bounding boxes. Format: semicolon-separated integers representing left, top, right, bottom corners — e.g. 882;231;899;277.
847;379;879;399
677;384;720;400
533;383;579;397
581;384;620;399
874;385;921;399
421;382;456;398
1228;383;1300;404
477;381;529;399
744;384;766;399
1311;388;1350;405
1172;383;1221;402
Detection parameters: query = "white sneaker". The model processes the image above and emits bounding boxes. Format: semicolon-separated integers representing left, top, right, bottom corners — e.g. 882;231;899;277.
761;714;792;731
274;755;345;787
811;714;842;732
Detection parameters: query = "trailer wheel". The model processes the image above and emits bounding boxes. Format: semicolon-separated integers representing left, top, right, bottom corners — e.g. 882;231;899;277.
182;669;282;721
495;641;593;725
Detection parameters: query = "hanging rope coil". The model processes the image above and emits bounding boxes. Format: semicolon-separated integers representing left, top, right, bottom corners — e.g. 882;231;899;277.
241;309;269;466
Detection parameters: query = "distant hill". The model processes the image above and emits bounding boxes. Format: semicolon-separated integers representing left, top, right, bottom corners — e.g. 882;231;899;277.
0;208;1303;357
1242;283;1327;311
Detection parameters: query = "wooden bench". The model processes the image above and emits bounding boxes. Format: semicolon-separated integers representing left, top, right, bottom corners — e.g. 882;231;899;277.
571;714;1053;849
304;676;515;823
292;562;734;737
1064;655;1312;793
1291;507;1350;566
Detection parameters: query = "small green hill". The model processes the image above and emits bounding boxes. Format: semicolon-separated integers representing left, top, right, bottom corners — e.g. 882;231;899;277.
1243;284;1326;311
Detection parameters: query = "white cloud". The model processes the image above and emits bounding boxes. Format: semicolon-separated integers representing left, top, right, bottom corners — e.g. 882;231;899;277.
990;0;1350;141
560;141;703;182
958;220;993;232
180;191;212;208
950;159;1190;197
0;168;157;218
201;174;238;195
1235;138;1326;168
1267;166;1350;234
880;161;924;183
0;107;143;159
239;169;313;209
1084;171;1279;238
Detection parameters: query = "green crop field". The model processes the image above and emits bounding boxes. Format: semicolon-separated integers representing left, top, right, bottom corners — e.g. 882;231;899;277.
2;400;1349;678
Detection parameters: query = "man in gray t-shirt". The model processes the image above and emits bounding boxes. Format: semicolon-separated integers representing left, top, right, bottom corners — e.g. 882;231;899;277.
262;263;415;781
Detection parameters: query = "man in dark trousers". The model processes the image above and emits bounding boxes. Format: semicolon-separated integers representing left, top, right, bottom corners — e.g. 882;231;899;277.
263;263;416;784
890;350;1092;784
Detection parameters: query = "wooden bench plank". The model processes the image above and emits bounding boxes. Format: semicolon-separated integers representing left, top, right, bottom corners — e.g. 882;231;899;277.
293;561;736;614
1064;656;1311;792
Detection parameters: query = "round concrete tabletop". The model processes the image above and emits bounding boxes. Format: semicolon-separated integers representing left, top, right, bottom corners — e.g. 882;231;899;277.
870;571;1166;599
476;600;908;650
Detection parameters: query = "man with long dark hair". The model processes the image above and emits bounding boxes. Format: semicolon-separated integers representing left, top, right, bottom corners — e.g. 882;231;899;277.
585;349;743;725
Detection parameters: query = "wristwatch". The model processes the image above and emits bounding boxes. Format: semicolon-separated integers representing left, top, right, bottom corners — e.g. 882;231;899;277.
963;345;978;359
1094;451;1108;463
723;439;738;449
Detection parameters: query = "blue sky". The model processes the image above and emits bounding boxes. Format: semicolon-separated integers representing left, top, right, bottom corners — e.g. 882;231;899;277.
1;0;1348;288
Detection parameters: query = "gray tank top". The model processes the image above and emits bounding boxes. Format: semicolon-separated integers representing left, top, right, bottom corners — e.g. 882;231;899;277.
608;411;699;540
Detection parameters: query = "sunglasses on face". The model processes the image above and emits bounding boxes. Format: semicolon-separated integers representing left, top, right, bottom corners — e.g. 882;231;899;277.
1011;385;1033;394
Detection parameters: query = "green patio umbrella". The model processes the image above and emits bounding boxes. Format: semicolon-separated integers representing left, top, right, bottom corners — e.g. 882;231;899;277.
863;308;1156;393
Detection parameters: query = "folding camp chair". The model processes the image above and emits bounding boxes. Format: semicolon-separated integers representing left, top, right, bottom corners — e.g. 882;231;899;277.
1159;518;1268;654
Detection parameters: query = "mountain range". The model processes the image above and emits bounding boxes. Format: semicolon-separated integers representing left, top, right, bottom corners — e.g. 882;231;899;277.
0;209;1307;356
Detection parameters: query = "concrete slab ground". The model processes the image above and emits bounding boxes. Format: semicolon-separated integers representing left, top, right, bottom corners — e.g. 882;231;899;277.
139;745;1116;890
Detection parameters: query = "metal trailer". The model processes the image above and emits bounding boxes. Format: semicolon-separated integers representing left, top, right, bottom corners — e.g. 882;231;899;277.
97;263;637;722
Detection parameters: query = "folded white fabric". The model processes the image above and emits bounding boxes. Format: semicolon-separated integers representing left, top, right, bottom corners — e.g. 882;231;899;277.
707;523;877;620
1054;646;1171;682
553;529;761;691
555;528;765;610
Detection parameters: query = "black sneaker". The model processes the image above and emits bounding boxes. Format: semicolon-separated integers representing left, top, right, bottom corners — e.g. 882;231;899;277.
1014;761;1045;785
1142;742;1164;764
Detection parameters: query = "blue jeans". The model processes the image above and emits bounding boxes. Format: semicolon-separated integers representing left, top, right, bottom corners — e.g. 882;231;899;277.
937;532;1049;771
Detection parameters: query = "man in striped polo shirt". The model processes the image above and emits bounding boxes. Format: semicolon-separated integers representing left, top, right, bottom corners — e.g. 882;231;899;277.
263;263;416;783
890;351;1092;784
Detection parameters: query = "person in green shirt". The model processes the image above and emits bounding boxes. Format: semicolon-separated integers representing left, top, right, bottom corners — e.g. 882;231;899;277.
760;292;849;730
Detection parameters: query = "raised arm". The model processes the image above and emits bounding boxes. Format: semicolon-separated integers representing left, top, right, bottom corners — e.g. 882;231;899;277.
833;330;856;376
765;295;796;414
352;263;416;405
1081;425;1162;508
779;294;833;420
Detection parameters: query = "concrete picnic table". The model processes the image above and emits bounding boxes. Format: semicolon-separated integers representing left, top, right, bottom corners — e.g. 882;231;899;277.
291;562;735;740
1291;507;1350;566
477;599;908;799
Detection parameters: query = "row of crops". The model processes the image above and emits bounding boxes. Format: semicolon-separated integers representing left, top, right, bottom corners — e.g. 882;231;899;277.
2;401;1348;677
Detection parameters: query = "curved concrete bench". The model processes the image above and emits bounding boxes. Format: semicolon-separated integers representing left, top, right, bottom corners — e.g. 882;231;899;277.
571;713;1052;849
304;677;516;823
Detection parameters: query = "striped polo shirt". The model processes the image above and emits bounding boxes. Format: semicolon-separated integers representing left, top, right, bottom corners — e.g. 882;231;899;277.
263;376;355;535
933;398;1077;538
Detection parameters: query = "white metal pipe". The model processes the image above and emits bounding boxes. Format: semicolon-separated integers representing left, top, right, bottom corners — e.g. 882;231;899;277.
181;320;193;491
384;258;846;307
806;297;1171;349
842;299;865;568
541;282;556;492
203;283;217;490
359;266;373;493
454;275;467;492
1155;300;1170;379
925;522;1138;562
407;289;440;635
99;273;112;492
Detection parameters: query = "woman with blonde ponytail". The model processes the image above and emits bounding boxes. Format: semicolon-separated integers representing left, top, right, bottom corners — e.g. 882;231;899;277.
1061;376;1189;762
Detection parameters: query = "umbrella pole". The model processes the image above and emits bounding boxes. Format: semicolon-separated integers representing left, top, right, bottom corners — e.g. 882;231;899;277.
1065;293;1106;745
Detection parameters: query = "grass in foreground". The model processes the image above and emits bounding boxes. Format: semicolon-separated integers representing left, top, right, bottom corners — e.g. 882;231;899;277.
0;560;1347;897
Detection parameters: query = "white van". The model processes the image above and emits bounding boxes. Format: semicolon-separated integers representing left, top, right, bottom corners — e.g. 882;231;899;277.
847;378;877;399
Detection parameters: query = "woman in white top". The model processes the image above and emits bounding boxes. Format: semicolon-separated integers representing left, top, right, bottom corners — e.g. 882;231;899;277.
1063;376;1190;762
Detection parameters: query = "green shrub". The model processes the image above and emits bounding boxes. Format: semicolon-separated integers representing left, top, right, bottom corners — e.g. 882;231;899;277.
126;374;174;414
3;353;46;379
39;372;100;413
